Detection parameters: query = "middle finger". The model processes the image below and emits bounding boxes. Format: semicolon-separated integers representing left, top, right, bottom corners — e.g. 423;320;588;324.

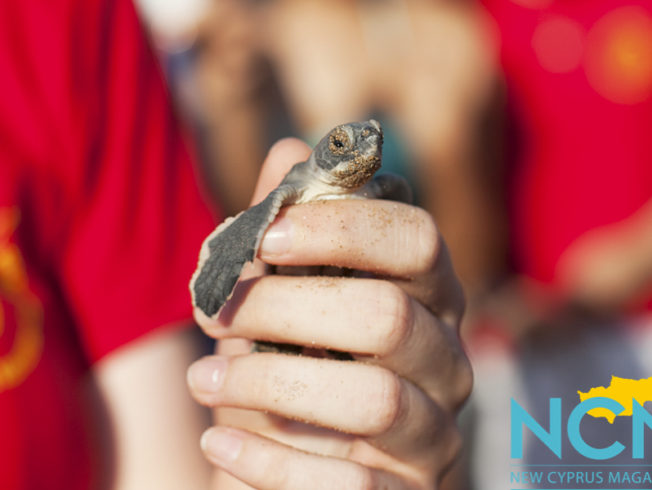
197;275;471;409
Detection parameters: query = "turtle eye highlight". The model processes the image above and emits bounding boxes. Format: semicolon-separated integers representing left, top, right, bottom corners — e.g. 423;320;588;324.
328;129;351;155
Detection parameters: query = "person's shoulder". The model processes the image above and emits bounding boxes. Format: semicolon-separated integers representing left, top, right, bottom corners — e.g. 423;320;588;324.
0;0;125;55
0;0;95;26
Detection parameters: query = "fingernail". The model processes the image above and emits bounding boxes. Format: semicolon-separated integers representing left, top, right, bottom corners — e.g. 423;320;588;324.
260;216;292;255
187;356;227;394
201;427;243;464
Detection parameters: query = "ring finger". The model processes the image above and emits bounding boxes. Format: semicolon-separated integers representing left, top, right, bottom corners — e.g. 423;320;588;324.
187;353;453;461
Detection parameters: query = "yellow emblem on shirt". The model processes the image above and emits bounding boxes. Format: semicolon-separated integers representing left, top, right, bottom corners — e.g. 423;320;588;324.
0;207;44;392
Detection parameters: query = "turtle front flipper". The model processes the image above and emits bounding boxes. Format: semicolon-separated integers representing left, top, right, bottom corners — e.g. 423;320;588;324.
191;185;297;319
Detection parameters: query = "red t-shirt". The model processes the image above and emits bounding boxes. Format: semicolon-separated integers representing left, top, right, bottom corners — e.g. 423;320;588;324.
0;1;217;488
481;0;652;302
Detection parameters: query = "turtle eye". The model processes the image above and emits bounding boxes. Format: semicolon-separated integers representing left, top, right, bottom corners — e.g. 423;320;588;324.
328;129;351;154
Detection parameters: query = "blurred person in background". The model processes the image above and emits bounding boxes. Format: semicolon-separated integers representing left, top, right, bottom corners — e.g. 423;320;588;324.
177;0;507;302
2;0;473;489
465;1;652;488
265;0;507;301
0;0;218;488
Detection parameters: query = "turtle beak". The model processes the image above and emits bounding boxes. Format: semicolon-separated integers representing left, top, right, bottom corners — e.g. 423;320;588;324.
364;119;383;147
369;119;382;136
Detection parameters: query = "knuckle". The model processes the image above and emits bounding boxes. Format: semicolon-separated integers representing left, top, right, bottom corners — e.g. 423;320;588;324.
456;281;467;321
438;424;464;476
442;263;467;328
414;208;441;273
365;368;404;435
452;355;474;409
450;426;464;459
376;282;414;357
458;356;474;400
448;424;465;465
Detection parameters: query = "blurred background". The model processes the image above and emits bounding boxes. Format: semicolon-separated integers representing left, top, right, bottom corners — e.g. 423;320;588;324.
136;0;652;488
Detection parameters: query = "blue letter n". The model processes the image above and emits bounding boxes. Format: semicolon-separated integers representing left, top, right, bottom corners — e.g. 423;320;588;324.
633;400;652;459
511;398;562;459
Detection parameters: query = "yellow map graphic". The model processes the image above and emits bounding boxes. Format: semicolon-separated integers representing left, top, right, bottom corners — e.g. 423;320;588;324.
578;376;652;424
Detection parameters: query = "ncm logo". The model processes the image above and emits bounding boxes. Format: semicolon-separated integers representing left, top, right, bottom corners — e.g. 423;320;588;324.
511;397;652;460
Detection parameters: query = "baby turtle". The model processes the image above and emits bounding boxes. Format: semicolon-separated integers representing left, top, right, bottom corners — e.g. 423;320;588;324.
190;120;410;327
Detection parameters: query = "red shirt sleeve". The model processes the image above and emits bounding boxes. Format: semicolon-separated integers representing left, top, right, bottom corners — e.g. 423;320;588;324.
0;0;219;363
62;0;219;362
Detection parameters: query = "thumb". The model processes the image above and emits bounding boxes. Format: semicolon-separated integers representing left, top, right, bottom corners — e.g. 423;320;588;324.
249;138;312;206
231;138;311;298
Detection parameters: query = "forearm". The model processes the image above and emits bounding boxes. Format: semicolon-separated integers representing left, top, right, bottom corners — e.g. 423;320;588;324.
94;327;212;490
625;198;652;277
557;196;652;310
614;197;652;298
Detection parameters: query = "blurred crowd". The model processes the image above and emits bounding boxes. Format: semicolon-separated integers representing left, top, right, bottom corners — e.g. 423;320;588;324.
138;0;652;488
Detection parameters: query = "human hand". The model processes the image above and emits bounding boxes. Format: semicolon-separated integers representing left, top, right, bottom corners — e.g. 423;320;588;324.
557;219;652;312
188;139;471;489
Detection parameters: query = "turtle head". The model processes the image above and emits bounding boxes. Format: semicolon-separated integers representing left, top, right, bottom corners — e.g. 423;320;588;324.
311;120;384;190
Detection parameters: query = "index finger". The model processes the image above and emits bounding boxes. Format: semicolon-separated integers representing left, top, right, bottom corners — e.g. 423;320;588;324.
260;200;438;277
258;200;464;323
